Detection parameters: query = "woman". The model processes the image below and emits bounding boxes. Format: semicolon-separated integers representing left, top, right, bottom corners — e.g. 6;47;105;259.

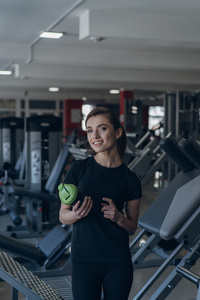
59;107;142;300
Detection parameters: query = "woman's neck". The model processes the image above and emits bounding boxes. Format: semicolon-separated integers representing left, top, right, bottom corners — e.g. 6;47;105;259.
94;153;123;168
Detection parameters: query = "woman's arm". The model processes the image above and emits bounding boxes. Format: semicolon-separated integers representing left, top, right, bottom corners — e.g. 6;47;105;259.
101;198;141;235
59;196;93;225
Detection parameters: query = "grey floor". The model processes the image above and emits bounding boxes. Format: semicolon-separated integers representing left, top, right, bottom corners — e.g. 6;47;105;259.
0;178;199;300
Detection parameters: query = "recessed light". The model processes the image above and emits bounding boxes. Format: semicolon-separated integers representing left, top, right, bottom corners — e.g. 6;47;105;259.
49;87;59;92
109;89;120;95
131;106;138;110
40;32;63;39
0;70;12;75
90;36;105;42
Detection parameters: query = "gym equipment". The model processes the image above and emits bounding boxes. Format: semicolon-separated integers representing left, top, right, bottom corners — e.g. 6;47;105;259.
127;131;169;186
178;137;200;169
69;145;91;160
25;115;62;192
164;92;200;141
0;250;72;300
130;133;200;299
0;115;63;232
0;125;26;225
0;224;72;277
0;162;22;226
6;131;77;238
163;92;200;187
0;117;24;179
176;266;200;300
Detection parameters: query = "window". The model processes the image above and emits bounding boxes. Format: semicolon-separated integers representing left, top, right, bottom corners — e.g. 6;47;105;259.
148;106;165;137
81;104;95;131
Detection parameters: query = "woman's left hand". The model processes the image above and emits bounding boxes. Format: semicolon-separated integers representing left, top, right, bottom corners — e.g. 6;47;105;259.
101;197;141;235
101;198;121;222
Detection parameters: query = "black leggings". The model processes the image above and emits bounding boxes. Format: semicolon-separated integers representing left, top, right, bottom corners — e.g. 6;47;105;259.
72;260;133;300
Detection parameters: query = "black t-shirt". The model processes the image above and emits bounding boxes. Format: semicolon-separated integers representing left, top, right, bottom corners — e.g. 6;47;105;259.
64;156;142;263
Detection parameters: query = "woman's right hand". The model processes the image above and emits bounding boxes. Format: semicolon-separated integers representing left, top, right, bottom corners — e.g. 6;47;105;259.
59;196;93;225
73;196;93;218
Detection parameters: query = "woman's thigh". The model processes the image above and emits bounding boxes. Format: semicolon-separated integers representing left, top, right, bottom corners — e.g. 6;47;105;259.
72;261;102;300
103;260;133;300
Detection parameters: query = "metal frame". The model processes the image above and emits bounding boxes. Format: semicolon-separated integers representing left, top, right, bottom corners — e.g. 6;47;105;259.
0;250;65;300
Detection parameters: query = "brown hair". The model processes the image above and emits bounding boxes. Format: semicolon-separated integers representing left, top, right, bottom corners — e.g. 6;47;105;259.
85;107;127;159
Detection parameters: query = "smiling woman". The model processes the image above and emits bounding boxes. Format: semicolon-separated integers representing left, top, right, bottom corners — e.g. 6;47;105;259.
86;115;122;164
59;106;142;300
85;107;127;161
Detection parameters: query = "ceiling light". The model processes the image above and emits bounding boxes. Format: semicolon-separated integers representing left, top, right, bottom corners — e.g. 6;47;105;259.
109;89;120;95
131;106;138;110
90;36;105;43
0;70;12;75
40;32;63;39
82;97;87;101
49;87;59;92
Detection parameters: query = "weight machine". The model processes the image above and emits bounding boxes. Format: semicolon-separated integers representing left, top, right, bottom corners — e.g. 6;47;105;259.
6;130;77;238
0;117;25;226
0;117;24;178
130;133;200;299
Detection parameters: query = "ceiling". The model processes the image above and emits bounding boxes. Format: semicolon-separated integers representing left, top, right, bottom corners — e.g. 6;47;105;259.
0;0;200;103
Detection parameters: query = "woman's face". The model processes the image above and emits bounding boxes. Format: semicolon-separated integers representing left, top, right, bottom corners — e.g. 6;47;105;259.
86;114;122;155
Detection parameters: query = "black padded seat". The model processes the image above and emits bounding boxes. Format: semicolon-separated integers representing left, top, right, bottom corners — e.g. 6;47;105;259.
0;224;71;268
0;234;44;264
13;186;57;203
178;138;200;169
159;133;195;172
159;173;200;240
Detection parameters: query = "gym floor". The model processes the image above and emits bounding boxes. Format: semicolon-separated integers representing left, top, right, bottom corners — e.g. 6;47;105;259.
0;178;199;300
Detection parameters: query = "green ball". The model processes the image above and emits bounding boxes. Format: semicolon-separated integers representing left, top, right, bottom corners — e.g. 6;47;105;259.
58;183;78;205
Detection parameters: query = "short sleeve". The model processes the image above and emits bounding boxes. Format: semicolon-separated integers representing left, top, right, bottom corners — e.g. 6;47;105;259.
64;160;81;186
126;171;142;201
